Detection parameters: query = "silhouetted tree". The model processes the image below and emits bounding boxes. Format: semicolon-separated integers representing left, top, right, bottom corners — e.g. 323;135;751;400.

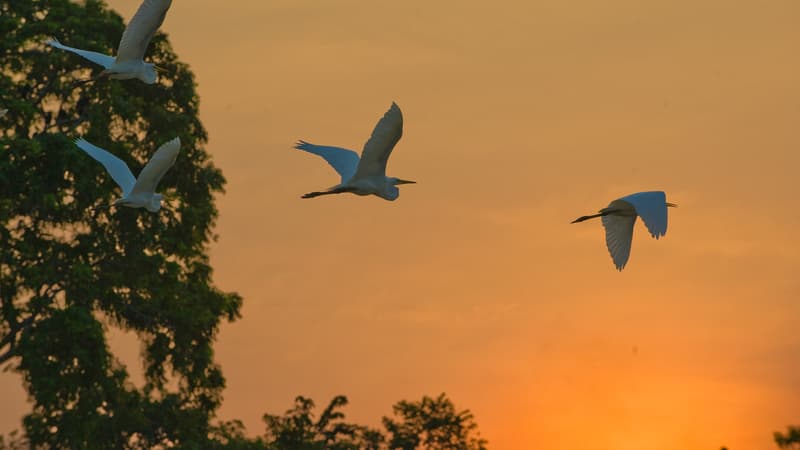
775;426;800;449
260;393;487;450
0;430;27;450
205;420;270;450
383;393;487;450
262;395;383;450
0;0;241;447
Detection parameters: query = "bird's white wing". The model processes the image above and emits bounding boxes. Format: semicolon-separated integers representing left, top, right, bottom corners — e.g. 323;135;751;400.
295;140;360;183
46;38;115;69
75;138;136;195
602;213;637;271
620;191;668;239
130;137;180;195
116;0;172;63
353;102;403;179
0;109;7;118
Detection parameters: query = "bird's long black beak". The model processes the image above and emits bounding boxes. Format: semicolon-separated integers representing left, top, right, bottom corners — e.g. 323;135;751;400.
666;202;678;207
395;179;416;185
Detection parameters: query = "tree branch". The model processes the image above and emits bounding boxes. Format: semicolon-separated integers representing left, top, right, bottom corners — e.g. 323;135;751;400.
0;315;34;365
39;112;89;135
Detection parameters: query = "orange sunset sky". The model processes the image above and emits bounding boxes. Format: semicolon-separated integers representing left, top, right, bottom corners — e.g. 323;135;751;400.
2;0;800;449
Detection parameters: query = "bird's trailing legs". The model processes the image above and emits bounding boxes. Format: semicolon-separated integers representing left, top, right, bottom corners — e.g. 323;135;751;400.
571;209;621;223
71;71;110;89
571;203;677;223
301;186;357;199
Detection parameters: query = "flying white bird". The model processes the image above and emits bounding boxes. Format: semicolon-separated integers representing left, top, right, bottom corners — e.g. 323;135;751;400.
46;0;173;84
572;191;677;270
295;102;415;201
75;136;180;212
0;109;7;118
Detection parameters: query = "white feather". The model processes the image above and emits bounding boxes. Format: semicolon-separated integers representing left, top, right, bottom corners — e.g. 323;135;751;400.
574;190;675;270
76;137;180;212
619;191;669;239
294;141;360;183
601;214;636;271
296;102;414;201
130;137;180;196
116;0;173;63
46;0;172;83
46;37;115;69
353;102;403;179
75;138;136;195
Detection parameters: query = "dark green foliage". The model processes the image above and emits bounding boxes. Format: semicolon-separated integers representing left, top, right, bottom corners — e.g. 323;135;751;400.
383;393;487;450
775;426;800;449
0;0;241;448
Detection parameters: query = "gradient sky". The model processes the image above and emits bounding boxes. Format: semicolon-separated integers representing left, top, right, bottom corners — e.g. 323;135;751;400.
2;1;800;449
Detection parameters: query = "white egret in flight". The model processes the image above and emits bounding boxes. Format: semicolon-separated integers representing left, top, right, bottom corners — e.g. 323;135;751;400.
572;191;677;270
75;136;180;212
295;102;415;201
46;0;173;84
0;109;7;118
